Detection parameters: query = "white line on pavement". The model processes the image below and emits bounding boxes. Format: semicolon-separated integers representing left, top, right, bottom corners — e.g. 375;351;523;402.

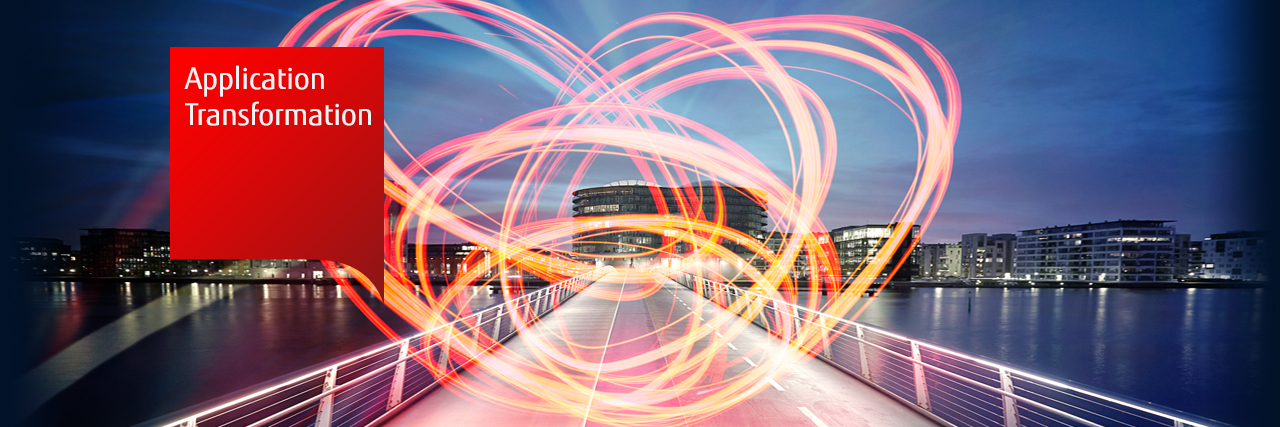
798;407;829;427
582;278;627;426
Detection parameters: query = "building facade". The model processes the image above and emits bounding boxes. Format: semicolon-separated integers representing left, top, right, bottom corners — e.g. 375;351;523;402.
13;237;79;276
1013;220;1176;282
749;232;833;280
917;243;961;279
829;224;918;281
1199;231;1268;281
406;243;498;279
572;180;768;270
1184;240;1205;278
1173;234;1193;278
77;228;347;279
80;228;175;277
959;233;1016;278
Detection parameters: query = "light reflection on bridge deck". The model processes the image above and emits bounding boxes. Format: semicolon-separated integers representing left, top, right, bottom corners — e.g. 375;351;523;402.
383;271;937;427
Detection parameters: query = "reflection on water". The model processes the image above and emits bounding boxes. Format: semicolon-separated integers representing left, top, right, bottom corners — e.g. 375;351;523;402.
22;281;528;427
22;282;428;427
20;282;245;417
842;287;1263;426
21;283;1263;426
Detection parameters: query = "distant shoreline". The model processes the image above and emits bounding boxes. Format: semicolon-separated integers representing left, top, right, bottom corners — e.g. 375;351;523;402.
722;279;1266;289
22;276;556;286
25;276;1264;289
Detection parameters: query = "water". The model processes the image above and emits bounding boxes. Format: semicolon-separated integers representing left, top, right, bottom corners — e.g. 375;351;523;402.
844;286;1265;426
19;281;506;427
19;282;1264;426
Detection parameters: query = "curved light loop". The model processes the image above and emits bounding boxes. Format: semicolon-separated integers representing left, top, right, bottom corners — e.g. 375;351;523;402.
289;1;960;425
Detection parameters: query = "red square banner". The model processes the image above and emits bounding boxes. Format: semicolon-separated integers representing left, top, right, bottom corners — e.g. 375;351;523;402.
169;47;383;289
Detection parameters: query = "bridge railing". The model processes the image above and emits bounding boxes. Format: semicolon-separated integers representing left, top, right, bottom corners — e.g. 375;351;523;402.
158;267;612;427
673;274;1230;427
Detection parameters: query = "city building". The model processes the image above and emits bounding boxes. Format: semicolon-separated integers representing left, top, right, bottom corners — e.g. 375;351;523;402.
1013;220;1176;283
1173;234;1193;278
572;180;768;272
245;259;334;280
407;243;497;279
829;223;919;281
78;228;336;279
750;232;833;280
1184;240;1205;278
80;228;175;277
917;243;961;279
1199;231;1268;281
13;237;79;276
216;259;253;277
960;233;1016;278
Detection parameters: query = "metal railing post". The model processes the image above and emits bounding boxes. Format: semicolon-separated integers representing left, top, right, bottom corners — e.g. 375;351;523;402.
154;268;615;427
791;305;802;342
763;301;774;334
387;340;409;410
315;366;337;427
772;301;784;337
1000;368;1021;427
756;300;766;332
856;325;872;380
491;307;503;338
437;338;451;368
911;341;932;411
820;328;833;360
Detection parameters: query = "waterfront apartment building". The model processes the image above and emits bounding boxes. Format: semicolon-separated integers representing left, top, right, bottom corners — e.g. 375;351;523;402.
78;228;339;279
1013;220;1176;283
406;243;497;279
571;180;768;270
917;243;961;279
1173;234;1199;278
241;259;332;280
1199;231;1268;281
960;233;1016;278
1184;240;1205;278
80;228;175;277
13;237;79;276
829;224;918;281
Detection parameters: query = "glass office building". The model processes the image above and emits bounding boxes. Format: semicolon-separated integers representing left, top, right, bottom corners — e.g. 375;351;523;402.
829;223;919;281
571;180;767;267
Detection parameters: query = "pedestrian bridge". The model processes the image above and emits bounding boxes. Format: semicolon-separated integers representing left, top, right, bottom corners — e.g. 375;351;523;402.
160;269;1227;427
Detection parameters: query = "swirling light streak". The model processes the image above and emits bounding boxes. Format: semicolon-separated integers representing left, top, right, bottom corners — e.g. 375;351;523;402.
286;1;959;425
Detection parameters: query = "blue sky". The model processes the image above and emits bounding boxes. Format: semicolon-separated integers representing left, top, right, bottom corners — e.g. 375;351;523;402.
22;0;1257;246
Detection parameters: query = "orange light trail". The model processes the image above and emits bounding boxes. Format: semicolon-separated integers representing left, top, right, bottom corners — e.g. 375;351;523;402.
289;1;960;425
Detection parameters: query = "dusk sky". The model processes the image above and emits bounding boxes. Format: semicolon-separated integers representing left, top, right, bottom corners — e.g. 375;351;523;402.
20;0;1258;248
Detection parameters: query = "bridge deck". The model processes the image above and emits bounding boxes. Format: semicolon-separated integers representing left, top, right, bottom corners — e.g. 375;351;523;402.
382;271;938;427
